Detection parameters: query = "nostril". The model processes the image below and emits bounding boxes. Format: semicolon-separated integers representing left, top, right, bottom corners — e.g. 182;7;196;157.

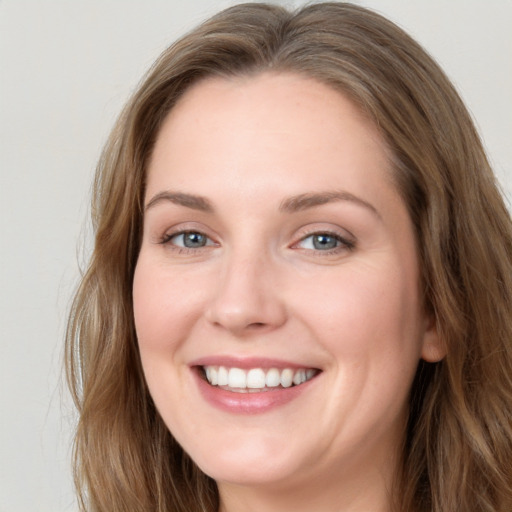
248;322;266;329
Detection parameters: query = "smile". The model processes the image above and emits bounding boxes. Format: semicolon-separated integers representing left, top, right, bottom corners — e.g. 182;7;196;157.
192;359;322;413
202;366;319;392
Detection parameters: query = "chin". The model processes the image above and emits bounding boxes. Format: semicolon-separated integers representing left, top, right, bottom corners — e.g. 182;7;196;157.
186;438;304;487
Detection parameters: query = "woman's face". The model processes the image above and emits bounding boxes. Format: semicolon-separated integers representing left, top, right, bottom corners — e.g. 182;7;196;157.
133;73;441;494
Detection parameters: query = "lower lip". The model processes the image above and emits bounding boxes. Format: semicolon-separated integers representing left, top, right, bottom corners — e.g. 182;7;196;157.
193;369;318;414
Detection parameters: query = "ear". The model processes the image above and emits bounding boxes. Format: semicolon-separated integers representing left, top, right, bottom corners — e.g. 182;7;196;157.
420;315;446;362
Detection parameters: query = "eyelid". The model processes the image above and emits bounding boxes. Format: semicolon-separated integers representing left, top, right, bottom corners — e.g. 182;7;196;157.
156;222;220;250
153;222;355;256
291;226;356;253
164;231;216;247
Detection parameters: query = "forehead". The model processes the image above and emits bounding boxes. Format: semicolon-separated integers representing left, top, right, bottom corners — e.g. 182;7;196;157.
161;72;381;145
147;72;393;195
151;73;388;171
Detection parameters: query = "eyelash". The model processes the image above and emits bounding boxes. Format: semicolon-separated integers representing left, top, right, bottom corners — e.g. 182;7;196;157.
158;229;356;256
293;230;356;255
158;230;217;254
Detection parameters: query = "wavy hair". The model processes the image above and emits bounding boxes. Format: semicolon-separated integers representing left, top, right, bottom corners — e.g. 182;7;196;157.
66;3;512;511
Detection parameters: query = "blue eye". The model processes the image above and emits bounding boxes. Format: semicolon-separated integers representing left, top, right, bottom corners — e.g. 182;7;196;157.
297;232;354;251
167;231;214;249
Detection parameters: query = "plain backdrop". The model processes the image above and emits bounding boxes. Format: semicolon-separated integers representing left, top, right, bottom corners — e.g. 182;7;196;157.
0;1;510;511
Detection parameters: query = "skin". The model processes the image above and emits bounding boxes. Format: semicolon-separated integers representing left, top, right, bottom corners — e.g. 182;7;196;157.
133;73;443;512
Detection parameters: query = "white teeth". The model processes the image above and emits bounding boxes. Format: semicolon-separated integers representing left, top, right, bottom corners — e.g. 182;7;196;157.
293;369;306;386
247;368;266;388
228;368;246;388
280;368;293;388
218;366;229;386
203;365;318;390
206;366;218;385
265;368;281;387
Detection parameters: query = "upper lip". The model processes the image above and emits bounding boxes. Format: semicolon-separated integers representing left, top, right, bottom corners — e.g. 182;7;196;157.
189;355;321;370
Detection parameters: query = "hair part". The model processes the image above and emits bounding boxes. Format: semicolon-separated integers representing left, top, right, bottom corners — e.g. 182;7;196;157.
66;3;512;511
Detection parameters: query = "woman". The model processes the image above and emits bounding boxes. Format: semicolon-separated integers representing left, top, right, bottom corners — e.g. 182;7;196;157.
66;3;512;511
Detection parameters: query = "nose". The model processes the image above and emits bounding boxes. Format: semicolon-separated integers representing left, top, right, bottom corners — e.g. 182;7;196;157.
204;249;287;336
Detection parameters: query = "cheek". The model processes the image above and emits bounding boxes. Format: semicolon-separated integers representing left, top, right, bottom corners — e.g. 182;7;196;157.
133;257;202;354
132;257;201;415
301;262;424;430
300;259;424;362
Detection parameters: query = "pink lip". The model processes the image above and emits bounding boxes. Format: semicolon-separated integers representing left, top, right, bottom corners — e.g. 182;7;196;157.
190;355;315;370
190;357;321;415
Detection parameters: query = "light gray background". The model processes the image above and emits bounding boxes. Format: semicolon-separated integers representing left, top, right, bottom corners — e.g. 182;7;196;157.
1;1;510;511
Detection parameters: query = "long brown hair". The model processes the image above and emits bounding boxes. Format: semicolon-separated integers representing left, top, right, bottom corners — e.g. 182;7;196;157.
66;3;512;511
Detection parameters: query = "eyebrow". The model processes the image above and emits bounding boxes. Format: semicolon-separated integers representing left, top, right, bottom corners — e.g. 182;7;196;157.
145;191;214;213
279;191;381;218
144;189;380;218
